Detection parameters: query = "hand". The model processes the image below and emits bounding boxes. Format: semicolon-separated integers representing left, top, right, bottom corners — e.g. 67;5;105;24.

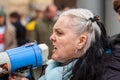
8;74;16;80
0;71;8;77
0;67;9;77
8;74;29;80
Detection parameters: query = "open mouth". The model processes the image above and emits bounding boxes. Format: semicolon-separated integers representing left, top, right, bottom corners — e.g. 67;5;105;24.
53;46;57;53
53;46;57;50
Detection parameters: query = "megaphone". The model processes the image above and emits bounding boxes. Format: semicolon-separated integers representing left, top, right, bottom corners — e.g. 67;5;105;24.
0;42;49;76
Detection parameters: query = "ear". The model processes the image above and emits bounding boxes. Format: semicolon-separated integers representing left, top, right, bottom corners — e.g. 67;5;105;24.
77;34;87;49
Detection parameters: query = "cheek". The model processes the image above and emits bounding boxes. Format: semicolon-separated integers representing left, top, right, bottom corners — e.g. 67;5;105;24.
52;38;76;63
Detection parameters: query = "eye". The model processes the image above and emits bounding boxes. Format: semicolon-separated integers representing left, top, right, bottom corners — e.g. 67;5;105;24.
54;28;64;36
56;31;63;35
55;29;63;36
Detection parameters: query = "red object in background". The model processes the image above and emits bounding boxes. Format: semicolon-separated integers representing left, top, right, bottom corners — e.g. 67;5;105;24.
0;34;4;44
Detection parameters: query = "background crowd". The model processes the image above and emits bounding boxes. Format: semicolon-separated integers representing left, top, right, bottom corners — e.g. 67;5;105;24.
0;0;120;80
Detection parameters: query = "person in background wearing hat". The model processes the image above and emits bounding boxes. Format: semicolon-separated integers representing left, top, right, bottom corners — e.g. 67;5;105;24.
102;0;120;80
0;10;17;80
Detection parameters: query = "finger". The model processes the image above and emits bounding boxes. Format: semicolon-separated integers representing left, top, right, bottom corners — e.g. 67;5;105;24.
20;77;29;80
10;74;17;79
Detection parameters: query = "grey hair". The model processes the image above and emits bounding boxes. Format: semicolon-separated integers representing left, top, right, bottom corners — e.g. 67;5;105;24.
59;8;101;56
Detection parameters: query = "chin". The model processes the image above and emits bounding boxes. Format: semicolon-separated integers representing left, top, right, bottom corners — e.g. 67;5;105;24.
51;54;57;60
52;55;61;62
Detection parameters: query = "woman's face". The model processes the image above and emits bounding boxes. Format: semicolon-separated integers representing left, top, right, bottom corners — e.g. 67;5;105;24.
50;16;81;64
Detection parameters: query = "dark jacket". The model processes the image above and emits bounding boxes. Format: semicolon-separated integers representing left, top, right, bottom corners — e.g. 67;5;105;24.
12;22;26;46
103;33;120;80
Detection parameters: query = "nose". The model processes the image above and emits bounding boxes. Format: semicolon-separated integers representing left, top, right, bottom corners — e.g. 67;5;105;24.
49;33;56;42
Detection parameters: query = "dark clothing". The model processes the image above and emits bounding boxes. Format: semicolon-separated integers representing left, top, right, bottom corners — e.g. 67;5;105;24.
103;33;120;80
0;74;9;80
12;22;27;46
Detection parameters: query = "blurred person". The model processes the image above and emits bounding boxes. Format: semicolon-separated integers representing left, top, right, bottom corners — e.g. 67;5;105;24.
103;0;120;80
9;12;27;46
0;10;17;51
9;8;109;80
0;10;6;52
35;8;43;19
26;4;57;79
30;4;57;59
25;17;36;42
0;10;17;80
25;8;43;42
20;13;28;27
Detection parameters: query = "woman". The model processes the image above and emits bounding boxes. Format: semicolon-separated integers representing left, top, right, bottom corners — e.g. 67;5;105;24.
39;8;109;80
9;8;109;80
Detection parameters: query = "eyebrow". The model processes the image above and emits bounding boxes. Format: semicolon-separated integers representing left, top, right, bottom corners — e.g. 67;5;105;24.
54;27;62;31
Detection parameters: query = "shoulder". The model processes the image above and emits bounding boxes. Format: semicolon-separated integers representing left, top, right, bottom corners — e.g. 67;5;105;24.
102;34;120;80
109;33;120;55
35;18;46;28
109;33;120;48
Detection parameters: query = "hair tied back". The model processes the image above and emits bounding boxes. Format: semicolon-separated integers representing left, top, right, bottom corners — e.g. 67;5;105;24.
89;16;100;22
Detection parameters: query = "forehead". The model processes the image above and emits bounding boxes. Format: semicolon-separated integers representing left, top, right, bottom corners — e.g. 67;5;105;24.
54;16;71;28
